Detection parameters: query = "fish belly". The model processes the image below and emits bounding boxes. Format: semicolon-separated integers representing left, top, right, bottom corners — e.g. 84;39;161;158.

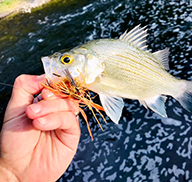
93;69;176;100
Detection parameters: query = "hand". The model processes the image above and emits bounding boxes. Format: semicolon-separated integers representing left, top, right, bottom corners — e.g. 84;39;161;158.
0;74;80;182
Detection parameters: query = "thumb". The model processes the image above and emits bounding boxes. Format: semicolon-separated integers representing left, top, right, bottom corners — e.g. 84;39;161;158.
4;74;46;122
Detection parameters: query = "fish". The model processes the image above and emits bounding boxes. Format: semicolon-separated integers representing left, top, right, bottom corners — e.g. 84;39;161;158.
41;24;192;124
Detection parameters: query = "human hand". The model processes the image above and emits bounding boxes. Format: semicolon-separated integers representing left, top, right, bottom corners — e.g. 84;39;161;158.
0;74;80;182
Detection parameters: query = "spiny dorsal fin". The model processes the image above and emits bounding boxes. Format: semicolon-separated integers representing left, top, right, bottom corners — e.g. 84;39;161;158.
119;24;149;51
153;48;170;70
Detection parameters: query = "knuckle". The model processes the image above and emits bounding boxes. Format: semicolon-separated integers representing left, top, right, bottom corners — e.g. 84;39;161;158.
14;74;27;86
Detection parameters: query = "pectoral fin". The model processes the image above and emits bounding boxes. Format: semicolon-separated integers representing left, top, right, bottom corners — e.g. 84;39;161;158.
141;95;167;117
99;94;124;124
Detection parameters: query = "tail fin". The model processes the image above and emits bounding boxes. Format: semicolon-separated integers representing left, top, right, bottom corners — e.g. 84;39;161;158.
175;81;192;112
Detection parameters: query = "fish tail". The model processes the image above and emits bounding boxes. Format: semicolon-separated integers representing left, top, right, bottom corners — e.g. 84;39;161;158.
175;80;192;112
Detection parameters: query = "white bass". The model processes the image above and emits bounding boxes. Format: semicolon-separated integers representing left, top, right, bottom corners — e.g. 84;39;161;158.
42;25;192;123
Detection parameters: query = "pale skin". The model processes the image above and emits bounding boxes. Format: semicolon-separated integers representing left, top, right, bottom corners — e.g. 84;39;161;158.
0;74;81;182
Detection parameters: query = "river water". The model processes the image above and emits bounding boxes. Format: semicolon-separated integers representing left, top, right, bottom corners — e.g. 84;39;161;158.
0;0;192;181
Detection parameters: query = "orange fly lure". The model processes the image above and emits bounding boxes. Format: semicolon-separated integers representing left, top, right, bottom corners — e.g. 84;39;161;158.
42;69;107;140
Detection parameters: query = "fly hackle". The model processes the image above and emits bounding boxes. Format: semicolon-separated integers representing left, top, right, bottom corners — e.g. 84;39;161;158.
41;68;106;139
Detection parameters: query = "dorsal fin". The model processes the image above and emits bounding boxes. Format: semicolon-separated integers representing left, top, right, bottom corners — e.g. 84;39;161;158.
153;48;170;70
119;24;149;51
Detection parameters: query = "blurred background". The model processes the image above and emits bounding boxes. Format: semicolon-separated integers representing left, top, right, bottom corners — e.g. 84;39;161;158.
0;0;192;181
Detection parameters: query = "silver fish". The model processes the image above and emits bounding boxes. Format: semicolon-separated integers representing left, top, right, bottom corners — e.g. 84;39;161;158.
42;25;192;124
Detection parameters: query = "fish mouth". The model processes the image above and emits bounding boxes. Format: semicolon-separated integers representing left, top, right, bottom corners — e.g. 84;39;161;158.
41;56;68;82
41;56;54;80
41;56;83;83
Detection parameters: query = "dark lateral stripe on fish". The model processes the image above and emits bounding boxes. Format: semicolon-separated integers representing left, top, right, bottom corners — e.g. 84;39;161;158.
110;54;168;83
114;53;167;79
106;57;167;85
125;51;161;70
113;46;161;70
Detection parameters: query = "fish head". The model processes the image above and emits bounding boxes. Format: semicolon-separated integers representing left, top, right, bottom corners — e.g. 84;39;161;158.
41;45;104;84
41;49;87;82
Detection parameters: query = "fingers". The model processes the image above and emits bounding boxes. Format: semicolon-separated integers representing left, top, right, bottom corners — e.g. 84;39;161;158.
26;95;80;137
33;87;61;103
40;88;64;100
4;74;46;122
32;111;79;133
26;98;79;119
33;111;80;152
11;74;46;105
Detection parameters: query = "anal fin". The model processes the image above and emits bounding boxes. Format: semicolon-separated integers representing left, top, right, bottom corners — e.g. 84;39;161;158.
141;95;167;117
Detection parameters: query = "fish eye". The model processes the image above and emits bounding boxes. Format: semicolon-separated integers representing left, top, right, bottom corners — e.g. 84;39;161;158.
60;54;73;65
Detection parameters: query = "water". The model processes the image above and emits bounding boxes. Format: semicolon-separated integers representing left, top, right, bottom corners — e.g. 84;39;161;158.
0;0;192;181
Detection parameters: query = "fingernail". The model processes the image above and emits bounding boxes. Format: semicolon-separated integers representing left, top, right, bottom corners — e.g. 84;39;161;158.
46;91;54;98
37;118;46;125
41;89;55;100
30;104;42;114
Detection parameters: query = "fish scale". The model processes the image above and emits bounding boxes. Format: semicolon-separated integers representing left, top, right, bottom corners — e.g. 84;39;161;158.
92;40;169;82
98;51;172;95
42;25;192;123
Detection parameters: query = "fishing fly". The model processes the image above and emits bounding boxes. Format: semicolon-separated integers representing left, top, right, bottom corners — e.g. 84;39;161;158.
42;68;106;140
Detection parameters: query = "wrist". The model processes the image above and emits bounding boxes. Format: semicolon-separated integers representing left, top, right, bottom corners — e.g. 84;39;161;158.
0;162;19;182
